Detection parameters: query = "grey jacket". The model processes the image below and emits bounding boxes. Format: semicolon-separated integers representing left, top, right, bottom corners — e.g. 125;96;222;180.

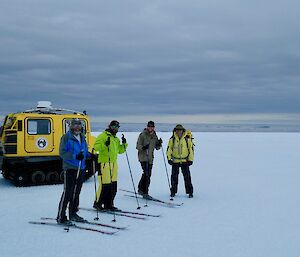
136;129;161;164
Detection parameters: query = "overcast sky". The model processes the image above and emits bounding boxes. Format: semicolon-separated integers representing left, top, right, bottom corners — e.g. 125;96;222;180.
1;0;300;124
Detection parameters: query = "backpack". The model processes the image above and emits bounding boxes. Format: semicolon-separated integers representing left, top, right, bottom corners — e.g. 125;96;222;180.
185;130;195;147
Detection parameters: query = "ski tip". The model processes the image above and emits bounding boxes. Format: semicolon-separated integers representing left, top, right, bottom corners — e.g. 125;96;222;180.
104;230;118;235
108;231;119;235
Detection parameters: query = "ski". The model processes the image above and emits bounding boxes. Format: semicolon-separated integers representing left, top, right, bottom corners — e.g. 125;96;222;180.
114;209;161;218
124;194;177;207
80;207;146;220
120;189;184;207
29;221;117;235
40;217;127;230
88;207;161;217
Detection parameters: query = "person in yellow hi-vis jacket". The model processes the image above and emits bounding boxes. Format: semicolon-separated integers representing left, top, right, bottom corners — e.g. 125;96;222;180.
93;120;128;211
167;124;194;198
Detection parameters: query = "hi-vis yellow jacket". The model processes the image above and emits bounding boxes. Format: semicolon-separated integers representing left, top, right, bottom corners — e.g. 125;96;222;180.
167;131;194;163
94;130;128;163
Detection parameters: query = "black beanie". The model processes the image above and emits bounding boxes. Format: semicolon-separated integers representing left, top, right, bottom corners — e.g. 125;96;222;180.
147;121;155;127
109;120;120;127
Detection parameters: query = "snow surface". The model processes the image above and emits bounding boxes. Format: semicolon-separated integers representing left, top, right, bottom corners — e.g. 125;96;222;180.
0;132;300;257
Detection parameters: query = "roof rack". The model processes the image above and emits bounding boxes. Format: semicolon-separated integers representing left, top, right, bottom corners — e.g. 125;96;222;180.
22;101;86;115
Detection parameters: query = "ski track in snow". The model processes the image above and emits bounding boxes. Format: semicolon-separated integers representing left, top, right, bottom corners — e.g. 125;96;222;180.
1;132;300;257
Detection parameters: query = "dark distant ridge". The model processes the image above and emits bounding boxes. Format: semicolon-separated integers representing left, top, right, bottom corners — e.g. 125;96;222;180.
91;123;300;132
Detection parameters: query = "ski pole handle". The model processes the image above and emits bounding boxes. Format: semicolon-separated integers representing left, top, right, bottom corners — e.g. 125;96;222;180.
121;133;127;144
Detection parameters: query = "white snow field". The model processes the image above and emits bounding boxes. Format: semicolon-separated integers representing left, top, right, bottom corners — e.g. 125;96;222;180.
0;132;300;257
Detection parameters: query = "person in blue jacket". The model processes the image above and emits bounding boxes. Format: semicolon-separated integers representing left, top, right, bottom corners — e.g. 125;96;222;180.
57;118;95;224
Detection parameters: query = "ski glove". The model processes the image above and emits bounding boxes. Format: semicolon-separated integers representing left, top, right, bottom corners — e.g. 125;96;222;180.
156;138;163;147
168;160;173;165
142;144;149;150
90;153;98;161
76;152;84;161
187;161;193;166
122;136;127;144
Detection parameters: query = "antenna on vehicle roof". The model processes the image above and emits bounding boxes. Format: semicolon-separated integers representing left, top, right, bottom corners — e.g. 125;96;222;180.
37;101;52;109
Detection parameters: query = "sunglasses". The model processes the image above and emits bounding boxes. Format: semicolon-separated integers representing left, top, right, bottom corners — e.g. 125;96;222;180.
111;125;120;129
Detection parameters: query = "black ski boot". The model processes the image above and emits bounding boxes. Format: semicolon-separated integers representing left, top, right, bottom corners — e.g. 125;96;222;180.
57;216;73;226
69;213;86;222
93;201;104;211
109;206;122;212
188;193;193;198
142;194;153;200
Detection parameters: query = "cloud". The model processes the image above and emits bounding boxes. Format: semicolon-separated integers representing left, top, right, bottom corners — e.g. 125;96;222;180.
0;0;300;123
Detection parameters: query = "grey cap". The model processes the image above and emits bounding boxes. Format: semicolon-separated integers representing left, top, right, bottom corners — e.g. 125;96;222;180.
71;118;82;126
174;124;185;130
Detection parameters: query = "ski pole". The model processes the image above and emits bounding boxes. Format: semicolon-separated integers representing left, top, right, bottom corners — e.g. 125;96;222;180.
107;137;116;222
122;134;141;209
144;148;150;207
161;144;173;201
92;148;99;221
71;150;83;214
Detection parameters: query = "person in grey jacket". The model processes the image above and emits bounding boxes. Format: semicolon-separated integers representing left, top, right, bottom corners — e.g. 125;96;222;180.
136;121;162;197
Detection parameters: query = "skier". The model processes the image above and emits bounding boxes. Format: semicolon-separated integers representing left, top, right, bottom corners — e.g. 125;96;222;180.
93;120;128;211
57;118;96;224
136;121;162;197
167;124;194;198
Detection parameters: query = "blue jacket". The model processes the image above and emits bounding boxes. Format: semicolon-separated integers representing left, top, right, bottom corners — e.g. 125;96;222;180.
59;131;90;171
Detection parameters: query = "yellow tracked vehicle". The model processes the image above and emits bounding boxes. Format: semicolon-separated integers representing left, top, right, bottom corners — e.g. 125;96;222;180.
0;101;96;186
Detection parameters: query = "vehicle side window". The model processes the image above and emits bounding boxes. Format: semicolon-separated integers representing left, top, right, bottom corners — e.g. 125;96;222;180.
64;119;86;134
28;119;51;135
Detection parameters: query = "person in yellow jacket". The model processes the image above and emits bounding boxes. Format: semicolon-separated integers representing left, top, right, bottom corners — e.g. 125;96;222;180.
93;120;128;211
167;124;194;198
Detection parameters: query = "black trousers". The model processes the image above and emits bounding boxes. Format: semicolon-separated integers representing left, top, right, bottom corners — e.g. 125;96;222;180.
97;181;117;209
57;169;84;220
171;163;193;195
138;161;153;194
